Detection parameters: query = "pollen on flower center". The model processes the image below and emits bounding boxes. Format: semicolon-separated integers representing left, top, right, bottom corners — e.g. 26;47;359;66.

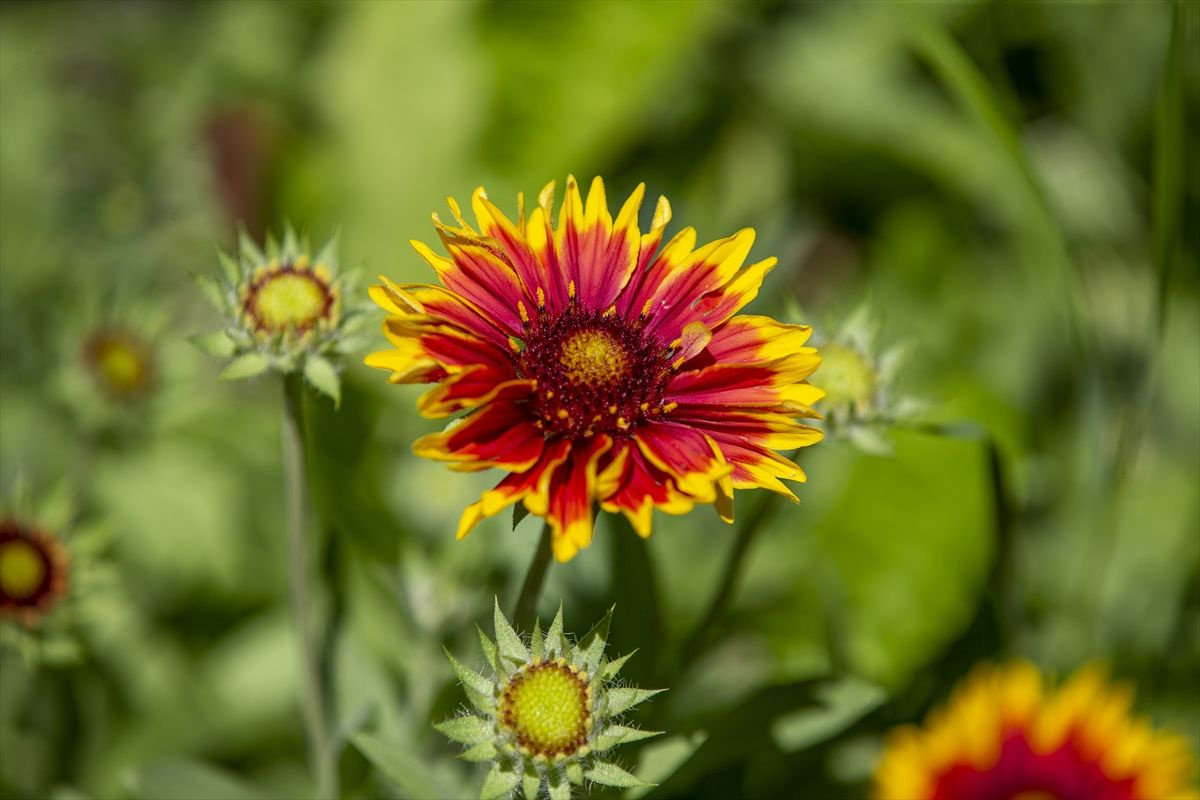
499;661;592;759
559;329;629;387
0;539;46;600
516;308;673;439
243;264;334;334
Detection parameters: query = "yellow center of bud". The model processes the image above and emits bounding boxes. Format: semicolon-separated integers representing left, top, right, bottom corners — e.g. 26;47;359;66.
559;329;628;387
248;268;332;333
0;540;45;600
816;341;877;413
499;661;591;759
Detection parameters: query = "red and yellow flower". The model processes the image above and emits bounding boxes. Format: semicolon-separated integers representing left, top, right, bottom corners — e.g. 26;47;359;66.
0;518;69;627
874;661;1199;800
368;177;822;561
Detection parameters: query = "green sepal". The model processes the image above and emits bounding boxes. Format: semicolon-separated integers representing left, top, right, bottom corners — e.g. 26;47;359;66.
593;725;661;751
460;742;498;763
477;624;499;673
583;761;650;789
314;229;341;270
564;761;583;786
530;620;544;662
600;650;636;681
479;763;520;800
193;272;228;312
433;715;492;746
190;330;237;358
303;354;341;406
548;774;572;800
494;597;529;663
216;247;241;283
444;647;493;699
281;225;301;262
218;352;270;382
604;687;665;717
545;602;568;657
521;766;541;800
238;228;266;266
573;605;612;674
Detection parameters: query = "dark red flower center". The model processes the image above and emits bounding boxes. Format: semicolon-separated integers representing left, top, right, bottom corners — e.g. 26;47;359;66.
0;520;67;621
933;729;1136;800
515;307;673;439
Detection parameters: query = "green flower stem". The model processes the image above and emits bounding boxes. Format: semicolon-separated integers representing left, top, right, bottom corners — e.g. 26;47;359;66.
513;522;553;632
682;490;781;661
281;373;336;799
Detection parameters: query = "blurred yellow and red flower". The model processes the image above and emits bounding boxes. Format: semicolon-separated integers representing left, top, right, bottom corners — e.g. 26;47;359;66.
368;177;823;561
874;661;1198;800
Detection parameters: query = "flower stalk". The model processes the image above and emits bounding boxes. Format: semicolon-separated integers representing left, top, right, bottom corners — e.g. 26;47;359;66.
513;522;553;632
281;373;335;799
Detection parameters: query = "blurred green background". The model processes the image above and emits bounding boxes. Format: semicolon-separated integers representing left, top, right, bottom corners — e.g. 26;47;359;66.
0;1;1196;799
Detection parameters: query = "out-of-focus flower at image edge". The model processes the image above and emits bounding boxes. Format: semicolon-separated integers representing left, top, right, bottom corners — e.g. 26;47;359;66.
874;661;1199;800
368;176;823;561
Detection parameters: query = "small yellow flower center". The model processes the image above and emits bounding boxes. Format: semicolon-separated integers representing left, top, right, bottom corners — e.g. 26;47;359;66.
84;332;152;398
816;341;876;413
499;661;591;759
0;539;46;600
245;266;333;333
559;329;629;387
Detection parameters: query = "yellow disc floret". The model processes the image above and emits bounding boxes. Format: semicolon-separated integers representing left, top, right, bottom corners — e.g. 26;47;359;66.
499;661;592;759
0;539;45;600
244;264;335;334
559;329;629;388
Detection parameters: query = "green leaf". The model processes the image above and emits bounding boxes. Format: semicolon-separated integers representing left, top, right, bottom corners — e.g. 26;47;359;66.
238;228;266;266
564;761;583;786
625;732;707;799
282;225;301;261
593;725;662;751
600;650;636;681
477;624;499;673
769;676;886;753
434;715;493;746
512;503;530;530
304;355;341;406
530;620;544;662
604;687;665;717
574;605;613;674
494;596;529;662
126;758;266;800
583;761;649;789
218;352;270;382
192;272;228;312
189;331;237;358
444;647;494;699
216;246;241;283
461;741;498;763
352;733;444;800
522;767;541;800
479;763;520;800
546;602;568;656
548;774;572;800
314;228;341;270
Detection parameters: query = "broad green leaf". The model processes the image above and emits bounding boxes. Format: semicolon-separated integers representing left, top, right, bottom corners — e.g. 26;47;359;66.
769;676;886;752
604;687;665;717
433;715;492;745
479;763;520;800
352;733;442;800
303;355;341;406
625;732;708;799
218;352;270;382
127;758;266;800
494;596;529;662
584;761;649;789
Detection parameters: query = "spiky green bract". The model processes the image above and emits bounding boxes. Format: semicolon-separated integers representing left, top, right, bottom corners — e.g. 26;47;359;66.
192;225;372;405
435;599;664;800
